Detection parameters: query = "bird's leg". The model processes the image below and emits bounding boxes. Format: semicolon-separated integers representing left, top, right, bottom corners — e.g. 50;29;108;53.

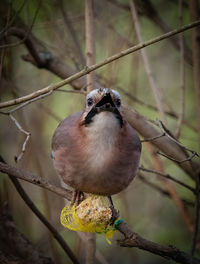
108;196;119;225
71;190;84;206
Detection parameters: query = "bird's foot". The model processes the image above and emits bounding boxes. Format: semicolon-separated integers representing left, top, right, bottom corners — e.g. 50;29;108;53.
108;196;119;225
109;205;120;225
71;190;84;206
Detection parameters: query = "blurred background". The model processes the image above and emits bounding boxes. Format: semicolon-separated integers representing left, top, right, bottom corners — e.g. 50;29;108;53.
0;0;199;263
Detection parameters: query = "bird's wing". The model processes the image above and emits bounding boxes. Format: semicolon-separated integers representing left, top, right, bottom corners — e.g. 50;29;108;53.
51;111;83;151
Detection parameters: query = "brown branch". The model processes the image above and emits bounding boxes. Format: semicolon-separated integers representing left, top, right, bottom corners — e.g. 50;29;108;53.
139;166;196;194
59;0;85;67
107;0;193;65
1;19;200;109
157;150;197;164
175;0;185;139
0;161;199;264
117;86;198;133
0;161;72;200
9;114;31;163
130;0;166;123
85;0;96;93
122;105;198;179
137;173;195;208
117;222;200;264
140;133;165;142
157;120;199;158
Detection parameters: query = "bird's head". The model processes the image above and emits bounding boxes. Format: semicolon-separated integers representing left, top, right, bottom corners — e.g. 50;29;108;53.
81;87;123;127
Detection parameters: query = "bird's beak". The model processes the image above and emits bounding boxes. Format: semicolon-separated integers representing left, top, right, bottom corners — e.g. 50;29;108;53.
84;92;123;127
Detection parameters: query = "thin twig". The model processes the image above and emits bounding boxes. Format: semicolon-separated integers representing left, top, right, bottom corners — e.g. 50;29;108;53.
130;0;166;123
119;88;197;132
56;89;86;94
1;19;200;109
139;166;196;194
137;173;195;208
157;119;199;158
140;133;165;142
0;161;200;264
175;0;185;138
9;114;31;163
85;0;96;93
157;150;197;164
0;0;41;49
59;0;85;66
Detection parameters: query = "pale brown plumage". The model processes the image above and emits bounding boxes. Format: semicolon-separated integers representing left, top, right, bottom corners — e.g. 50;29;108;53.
51;88;141;196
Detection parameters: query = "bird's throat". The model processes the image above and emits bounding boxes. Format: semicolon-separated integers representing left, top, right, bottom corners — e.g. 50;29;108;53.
85;112;120;169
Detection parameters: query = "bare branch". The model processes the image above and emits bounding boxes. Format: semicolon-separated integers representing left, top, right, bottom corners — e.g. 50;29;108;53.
130;0;166;123
1;19;200;109
157;150;197;164
139;166;196;194
117;86;198;133
122;105;198;179
117;222;200;264
157;119;199;159
137;173;195;208
140;133;165;142
175;0;185;138
9;114;31;163
59;0;85;67
85;0;96;93
0;161;72;200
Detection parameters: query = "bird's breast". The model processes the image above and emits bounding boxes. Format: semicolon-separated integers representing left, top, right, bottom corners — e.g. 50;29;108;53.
84;112;120;171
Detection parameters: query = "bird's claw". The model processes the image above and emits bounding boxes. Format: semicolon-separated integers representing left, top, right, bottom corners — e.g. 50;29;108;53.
71;190;84;206
109;205;119;225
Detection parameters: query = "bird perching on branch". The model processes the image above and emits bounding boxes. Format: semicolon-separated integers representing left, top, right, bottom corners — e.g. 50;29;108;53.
51;88;141;207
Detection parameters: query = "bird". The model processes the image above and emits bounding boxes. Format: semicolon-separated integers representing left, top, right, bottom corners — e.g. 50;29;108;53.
51;87;141;212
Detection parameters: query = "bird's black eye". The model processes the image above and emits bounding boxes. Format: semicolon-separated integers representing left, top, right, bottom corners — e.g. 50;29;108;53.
115;98;121;107
87;97;93;107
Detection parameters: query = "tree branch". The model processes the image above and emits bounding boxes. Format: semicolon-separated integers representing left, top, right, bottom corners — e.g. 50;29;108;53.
117;222;200;264
1;19;200;109
130;0;166;123
0;161;199;264
139;166;196;194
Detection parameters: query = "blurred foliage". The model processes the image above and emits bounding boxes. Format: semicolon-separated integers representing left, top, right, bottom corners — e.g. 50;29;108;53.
0;0;199;263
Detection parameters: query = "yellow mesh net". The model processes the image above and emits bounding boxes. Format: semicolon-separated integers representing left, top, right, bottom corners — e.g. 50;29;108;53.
60;194;118;244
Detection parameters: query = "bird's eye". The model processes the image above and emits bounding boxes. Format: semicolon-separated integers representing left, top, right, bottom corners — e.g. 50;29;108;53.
115;98;121;107
87;98;93;107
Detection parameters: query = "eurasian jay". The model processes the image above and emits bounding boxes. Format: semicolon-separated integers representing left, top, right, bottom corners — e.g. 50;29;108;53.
51;87;141;207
